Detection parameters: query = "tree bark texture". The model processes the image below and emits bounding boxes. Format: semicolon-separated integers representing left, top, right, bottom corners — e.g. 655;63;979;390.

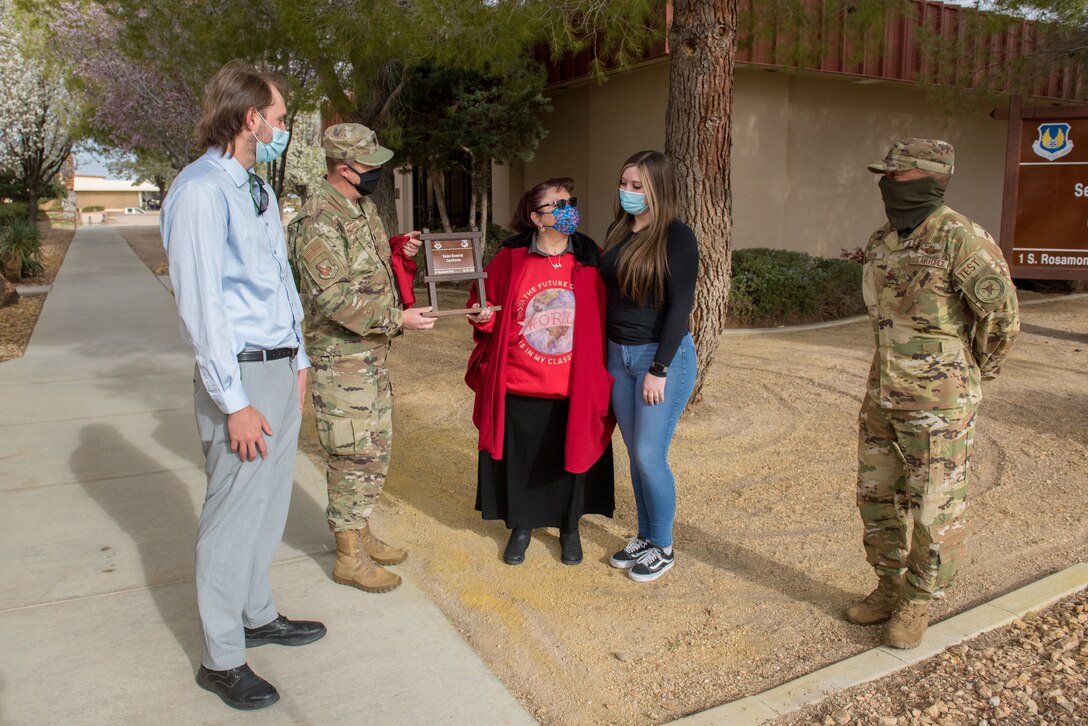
479;159;491;233
665;0;738;404
430;169;453;233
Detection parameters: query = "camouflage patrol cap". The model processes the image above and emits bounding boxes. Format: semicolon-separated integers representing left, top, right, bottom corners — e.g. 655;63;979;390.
323;123;393;166
867;138;955;175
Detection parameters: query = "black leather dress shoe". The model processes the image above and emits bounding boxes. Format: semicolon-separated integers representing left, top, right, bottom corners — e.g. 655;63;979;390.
196;664;279;710
503;529;532;565
560;530;583;565
244;614;327;647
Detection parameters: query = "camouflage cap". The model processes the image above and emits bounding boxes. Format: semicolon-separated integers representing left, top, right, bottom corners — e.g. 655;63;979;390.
323;123;393;166
867;138;955;175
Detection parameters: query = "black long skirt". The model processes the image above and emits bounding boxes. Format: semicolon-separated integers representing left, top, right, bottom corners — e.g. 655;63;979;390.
476;394;614;531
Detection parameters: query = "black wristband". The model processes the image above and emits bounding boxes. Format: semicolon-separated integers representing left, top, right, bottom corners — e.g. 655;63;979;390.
648;362;668;378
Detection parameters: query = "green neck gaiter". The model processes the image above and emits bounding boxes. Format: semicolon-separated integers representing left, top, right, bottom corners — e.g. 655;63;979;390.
878;175;946;236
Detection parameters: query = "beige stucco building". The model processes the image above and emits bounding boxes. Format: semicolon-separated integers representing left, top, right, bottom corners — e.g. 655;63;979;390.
72;175;159;212
389;3;1081;261
503;60;1009;257
507;3;1083;258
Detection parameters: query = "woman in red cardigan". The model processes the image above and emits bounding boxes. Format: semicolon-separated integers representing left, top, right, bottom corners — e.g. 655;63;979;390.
465;177;615;566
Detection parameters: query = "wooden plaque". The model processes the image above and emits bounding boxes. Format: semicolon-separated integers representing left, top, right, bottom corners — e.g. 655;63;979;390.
420;228;501;317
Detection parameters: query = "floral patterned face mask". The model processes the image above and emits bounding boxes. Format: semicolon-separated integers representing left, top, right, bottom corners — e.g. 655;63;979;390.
548;202;580;235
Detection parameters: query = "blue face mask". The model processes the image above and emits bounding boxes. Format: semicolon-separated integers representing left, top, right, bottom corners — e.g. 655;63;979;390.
619;188;648;215
549;204;580;235
253;111;290;163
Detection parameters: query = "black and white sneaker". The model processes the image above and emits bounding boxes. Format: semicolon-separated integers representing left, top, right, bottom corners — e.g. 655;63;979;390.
628;545;675;582
609;537;652;569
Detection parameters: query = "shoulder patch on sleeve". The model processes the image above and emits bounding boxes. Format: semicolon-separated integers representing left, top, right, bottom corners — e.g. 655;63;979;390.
302;240;327;263
299;238;346;289
973;275;1009;305
955;247;1013;314
953;252;985;283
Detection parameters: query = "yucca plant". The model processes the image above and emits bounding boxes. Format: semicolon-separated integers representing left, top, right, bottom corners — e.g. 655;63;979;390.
0;220;44;281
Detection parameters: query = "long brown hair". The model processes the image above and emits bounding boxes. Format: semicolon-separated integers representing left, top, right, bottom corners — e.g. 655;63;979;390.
603;151;678;306
509;177;575;233
195;60;285;153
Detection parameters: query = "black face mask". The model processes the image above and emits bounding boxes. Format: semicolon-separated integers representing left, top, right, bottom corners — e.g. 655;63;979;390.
349;167;383;197
878;175;946;236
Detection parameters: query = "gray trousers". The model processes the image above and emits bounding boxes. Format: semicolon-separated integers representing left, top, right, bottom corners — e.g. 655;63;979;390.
193;357;301;670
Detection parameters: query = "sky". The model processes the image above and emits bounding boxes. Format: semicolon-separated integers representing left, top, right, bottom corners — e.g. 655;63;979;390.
74;145;118;179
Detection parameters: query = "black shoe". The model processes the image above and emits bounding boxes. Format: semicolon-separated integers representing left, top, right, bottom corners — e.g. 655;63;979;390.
503;529;532;565
244;614;327;648
609;536;652;569
559;530;582;565
196;664;279;710
628;545;675;582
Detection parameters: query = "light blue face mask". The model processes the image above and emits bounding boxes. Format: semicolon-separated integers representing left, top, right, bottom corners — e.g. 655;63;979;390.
253;111;290;163
619;188;648;215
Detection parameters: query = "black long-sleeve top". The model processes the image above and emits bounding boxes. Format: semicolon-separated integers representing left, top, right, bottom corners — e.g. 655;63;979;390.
599;219;699;368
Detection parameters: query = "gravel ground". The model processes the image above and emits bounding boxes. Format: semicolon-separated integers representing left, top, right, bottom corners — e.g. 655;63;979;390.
779;588;1087;725
106;228;1088;726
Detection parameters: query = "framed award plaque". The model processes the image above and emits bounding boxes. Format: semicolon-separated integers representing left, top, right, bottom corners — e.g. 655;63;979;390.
420;228;501;317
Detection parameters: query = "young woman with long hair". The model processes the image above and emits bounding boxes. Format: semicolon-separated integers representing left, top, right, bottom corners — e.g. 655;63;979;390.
600;151;699;582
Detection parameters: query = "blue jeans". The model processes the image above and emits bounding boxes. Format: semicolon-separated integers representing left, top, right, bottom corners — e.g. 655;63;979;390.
607;335;696;549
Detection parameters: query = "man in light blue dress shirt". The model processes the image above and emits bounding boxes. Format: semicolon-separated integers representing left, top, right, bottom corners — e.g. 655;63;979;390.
162;60;325;711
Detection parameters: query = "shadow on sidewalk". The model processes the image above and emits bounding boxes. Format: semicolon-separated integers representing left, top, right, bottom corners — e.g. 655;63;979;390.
70;422;333;667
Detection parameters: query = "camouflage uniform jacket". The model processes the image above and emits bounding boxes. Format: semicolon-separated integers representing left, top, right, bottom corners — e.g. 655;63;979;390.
288;179;403;357
863;205;1019;411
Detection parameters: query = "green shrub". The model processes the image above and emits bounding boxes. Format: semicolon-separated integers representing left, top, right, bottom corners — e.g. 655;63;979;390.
81;205;106;212
483;223;512;264
0;202;29;226
728;247;864;327
0;219;44;280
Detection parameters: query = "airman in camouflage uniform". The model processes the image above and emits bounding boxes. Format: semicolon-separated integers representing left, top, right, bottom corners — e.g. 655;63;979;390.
847;139;1019;649
288;123;434;594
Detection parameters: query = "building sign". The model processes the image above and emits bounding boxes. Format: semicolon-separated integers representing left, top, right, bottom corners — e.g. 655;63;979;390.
998;99;1088;281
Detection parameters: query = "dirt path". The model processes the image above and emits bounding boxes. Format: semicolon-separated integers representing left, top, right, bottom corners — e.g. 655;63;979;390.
110;227;1086;725
368;294;1087;726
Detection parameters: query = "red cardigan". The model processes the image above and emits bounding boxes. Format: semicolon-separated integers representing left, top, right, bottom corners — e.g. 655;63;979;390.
465;233;615;474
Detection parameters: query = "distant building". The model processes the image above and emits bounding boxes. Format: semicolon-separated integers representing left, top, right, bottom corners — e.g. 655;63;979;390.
72;175;158;212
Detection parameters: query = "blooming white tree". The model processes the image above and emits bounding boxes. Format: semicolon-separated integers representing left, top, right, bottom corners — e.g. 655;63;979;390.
277;111;326;207
0;0;75;224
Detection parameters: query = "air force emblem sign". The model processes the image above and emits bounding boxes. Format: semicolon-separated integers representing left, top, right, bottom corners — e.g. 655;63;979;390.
1032;123;1073;161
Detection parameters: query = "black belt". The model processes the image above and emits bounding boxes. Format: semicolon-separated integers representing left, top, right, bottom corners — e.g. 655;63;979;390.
237;347;298;363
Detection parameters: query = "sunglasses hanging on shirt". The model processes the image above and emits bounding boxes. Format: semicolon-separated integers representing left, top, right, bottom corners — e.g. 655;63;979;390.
249;173;269;216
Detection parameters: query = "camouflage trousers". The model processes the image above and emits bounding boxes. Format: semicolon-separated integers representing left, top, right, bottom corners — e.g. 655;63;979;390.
856;393;977;602
311;345;393;532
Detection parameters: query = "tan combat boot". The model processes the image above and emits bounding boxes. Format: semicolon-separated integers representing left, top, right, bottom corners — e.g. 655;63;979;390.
882;599;929;649
332;530;401;593
360;524;407;566
844;573;905;625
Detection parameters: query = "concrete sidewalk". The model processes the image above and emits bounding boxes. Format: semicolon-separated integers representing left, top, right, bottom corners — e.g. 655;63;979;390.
0;227;535;725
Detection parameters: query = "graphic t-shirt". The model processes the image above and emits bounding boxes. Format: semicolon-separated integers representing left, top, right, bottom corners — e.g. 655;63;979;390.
505;253;575;398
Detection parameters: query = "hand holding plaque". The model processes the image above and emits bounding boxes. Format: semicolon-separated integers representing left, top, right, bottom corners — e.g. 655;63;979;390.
420;228;501;318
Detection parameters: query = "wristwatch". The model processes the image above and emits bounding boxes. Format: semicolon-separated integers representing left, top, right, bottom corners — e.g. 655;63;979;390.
648;361;668;378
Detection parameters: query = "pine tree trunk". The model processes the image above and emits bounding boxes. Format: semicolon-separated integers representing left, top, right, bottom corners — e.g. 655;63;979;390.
479;159;491;232
430;170;453;232
467;157;478;231
372;172;399;232
665;0;738;404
